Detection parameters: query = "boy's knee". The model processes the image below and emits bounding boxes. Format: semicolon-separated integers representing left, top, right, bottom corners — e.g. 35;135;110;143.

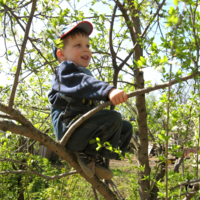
124;120;132;129
108;110;122;124
122;120;133;135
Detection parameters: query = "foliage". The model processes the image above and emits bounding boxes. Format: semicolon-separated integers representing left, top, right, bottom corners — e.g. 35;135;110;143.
1;0;200;199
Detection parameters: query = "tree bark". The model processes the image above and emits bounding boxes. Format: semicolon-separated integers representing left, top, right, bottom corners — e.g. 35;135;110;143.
0;104;118;200
129;3;151;199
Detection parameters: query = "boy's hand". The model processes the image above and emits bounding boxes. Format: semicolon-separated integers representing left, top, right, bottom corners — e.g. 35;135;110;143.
108;88;128;106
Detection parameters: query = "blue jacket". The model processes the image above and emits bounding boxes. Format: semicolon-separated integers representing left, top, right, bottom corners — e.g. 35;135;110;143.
48;61;115;141
48;61;115;106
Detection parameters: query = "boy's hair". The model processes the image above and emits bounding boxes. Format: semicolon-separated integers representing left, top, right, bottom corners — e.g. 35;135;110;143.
57;28;89;63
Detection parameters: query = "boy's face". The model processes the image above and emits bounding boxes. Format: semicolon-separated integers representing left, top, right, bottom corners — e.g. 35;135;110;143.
61;34;91;68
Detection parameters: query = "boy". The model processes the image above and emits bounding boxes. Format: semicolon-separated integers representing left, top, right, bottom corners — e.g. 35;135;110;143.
48;21;133;179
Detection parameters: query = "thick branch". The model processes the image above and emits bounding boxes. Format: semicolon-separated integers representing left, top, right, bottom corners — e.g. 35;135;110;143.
0;120;118;200
0;103;35;128
8;0;37;110
60;71;200;146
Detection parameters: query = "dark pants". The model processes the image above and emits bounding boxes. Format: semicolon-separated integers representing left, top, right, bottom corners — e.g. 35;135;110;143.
51;98;132;159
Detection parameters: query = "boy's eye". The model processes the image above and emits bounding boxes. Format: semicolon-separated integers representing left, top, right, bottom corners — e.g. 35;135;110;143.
76;44;81;47
86;45;90;48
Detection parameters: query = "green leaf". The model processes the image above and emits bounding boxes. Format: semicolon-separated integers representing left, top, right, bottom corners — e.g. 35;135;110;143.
96;146;101;151
140;164;145;172
173;0;178;6
169;7;175;15
161;55;168;63
140;56;146;64
89;139;96;144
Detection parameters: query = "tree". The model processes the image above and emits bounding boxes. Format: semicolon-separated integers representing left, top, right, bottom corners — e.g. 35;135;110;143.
1;0;200;199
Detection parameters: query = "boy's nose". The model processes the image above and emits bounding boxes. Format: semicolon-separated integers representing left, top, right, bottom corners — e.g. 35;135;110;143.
84;47;90;52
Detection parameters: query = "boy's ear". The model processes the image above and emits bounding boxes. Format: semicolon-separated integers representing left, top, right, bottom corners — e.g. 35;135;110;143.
56;49;66;60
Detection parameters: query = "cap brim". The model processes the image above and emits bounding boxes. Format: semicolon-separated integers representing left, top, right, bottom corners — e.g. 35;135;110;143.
60;21;93;39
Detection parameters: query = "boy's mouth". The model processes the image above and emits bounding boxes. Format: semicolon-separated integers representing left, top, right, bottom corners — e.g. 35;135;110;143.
81;56;89;60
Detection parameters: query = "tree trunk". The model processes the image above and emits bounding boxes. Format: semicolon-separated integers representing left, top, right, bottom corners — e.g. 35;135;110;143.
115;0;151;198
134;69;151;199
131;4;151;199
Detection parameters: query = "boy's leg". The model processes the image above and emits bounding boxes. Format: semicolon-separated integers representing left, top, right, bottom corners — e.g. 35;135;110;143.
65;109;123;159
118;120;133;154
66;109;132;178
65;109;132;160
98;119;132;159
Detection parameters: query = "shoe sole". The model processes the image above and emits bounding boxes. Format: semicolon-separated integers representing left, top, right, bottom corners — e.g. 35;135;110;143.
74;152;95;178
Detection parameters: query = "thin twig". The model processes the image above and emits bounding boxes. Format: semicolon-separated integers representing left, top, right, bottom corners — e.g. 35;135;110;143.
92;187;99;200
179;184;182;200
14;138;30;152
165;64;172;199
147;164;161;199
109;3;117;74
115;0;166;71
0;158;77;181
109;180;125;200
0;170;77;181
170;179;200;191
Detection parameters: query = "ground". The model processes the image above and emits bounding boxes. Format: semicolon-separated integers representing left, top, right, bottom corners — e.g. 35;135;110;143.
110;155;159;168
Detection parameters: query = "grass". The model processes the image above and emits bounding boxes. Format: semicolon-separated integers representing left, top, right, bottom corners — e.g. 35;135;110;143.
1;152;199;199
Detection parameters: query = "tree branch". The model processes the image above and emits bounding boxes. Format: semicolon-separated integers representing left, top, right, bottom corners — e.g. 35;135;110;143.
92;51;131;67
109;179;125;200
170;179;200;191
8;0;37;111
0;114;13;120
0;170;77;181
60;71;200;146
109;3;117;70
0;120;118;200
107;80;136;87
0;103;36;128
183;183;199;200
1;158;78;181
158;183;200;199
114;0;166;71
17;0;32;9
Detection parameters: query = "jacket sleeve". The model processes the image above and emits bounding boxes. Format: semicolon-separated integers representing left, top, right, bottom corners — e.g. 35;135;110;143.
51;61;115;101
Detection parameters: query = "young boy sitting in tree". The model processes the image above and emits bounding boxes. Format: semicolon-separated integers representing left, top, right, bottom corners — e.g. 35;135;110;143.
48;21;133;179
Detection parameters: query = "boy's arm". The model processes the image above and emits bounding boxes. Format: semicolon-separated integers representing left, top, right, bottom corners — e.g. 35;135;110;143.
108;88;128;106
50;61;115;102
